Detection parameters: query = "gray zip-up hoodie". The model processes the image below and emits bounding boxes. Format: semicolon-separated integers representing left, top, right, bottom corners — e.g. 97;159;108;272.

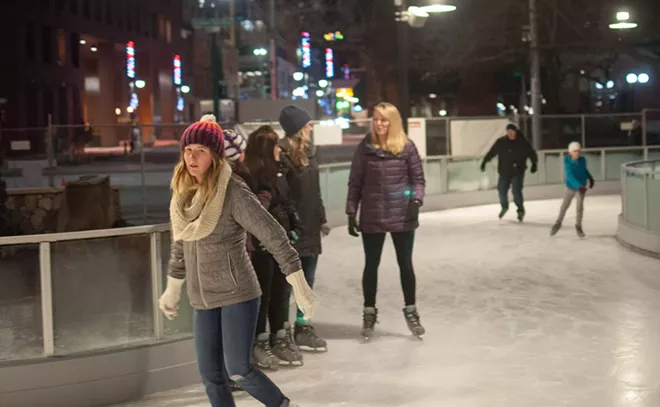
168;177;301;310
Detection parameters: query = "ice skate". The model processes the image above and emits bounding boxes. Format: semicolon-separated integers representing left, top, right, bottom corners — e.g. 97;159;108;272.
271;326;303;366
253;333;281;370
498;208;508;219
575;225;585;238
361;307;378;340
295;323;328;352
403;305;425;338
517;210;525;223
229;381;243;393
550;222;561;236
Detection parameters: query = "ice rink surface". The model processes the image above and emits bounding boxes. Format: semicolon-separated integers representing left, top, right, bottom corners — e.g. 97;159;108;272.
115;196;660;407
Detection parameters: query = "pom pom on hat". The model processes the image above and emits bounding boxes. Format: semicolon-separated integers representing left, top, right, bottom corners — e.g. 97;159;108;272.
180;114;225;156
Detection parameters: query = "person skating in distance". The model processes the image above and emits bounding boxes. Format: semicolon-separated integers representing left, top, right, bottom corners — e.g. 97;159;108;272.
278;105;330;352
550;142;595;237
481;123;538;222
346;102;426;339
159;115;316;407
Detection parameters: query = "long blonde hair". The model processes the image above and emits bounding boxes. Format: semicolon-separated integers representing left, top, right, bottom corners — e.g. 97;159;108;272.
371;102;408;155
171;150;225;204
285;125;311;167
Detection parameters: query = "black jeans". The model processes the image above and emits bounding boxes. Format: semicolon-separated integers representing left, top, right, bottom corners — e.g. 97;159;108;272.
362;231;416;308
252;251;292;335
497;174;525;213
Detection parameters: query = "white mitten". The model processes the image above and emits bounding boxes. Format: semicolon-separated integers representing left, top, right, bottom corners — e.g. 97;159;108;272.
286;270;318;319
159;277;185;320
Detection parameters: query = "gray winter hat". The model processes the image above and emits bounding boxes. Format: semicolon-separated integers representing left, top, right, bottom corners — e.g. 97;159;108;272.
279;105;311;135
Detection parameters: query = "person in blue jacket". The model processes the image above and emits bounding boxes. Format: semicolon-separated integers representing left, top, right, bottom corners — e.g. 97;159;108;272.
550;142;595;237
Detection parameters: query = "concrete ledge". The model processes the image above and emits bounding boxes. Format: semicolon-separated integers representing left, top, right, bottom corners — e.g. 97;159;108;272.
617;215;660;259
0;181;622;407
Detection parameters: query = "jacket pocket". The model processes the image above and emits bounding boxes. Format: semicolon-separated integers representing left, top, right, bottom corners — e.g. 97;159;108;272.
227;255;239;288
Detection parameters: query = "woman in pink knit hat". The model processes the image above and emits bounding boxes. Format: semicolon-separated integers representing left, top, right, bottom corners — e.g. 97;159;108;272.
159;115;315;407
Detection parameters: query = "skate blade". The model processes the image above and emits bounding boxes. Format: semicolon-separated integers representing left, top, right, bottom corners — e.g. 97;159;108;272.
298;345;328;353
256;362;280;371
279;360;304;367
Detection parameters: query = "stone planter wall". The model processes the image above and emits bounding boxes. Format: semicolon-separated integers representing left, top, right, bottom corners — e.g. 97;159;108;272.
4;187;121;235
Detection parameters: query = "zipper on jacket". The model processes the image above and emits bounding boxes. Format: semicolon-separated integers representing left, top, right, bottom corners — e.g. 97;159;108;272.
227;255;239;289
194;241;209;309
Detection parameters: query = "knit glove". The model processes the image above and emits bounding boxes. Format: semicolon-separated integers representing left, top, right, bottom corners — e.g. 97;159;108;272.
530;163;538;174
588;176;595;189
348;215;360;237
159;277;185;320
289;230;300;245
321;223;331;237
286;270;318;318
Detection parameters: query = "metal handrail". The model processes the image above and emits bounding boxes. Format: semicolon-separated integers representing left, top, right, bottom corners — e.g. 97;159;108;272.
0;224;170;246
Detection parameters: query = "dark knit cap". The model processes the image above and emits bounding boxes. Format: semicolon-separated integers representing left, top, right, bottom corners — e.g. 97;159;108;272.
279;105;312;135
180;114;225;156
506;123;519;131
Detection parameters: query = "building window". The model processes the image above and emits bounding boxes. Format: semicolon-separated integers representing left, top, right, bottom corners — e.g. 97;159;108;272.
70;33;80;68
83;0;90;18
26;22;36;61
166;20;172;44
70;0;78;14
58;86;69;125
135;7;142;34
116;2;123;28
94;0;103;22
42;25;53;63
57;29;67;66
105;0;113;25
151;13;158;39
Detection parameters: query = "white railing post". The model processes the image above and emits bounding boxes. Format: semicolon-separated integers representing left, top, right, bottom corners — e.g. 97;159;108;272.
539;151;546;184
440;157;449;193
644;173;649;229
139;125;148;225
39;242;54;356
601;150;607;181
151;232;164;339
581;115;586;148
621;164;627;221
559;151;565;183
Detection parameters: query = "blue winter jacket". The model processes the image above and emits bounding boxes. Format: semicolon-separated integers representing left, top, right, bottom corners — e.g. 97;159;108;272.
565;155;591;190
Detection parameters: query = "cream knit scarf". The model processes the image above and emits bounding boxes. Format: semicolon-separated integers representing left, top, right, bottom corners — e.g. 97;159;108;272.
170;161;232;241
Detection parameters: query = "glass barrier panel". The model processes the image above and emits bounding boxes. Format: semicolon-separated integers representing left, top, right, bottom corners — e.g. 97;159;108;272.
326;166;350;211
51;234;154;354
644;110;660;146
582;152;602;180
585;114;642;147
426;119;450;156
544;153;563;184
161;231;194;337
648;149;660;161
448;158;488;192
624;173;647;228
423;159;444;196
0;244;42;361
524;166;541;186
605;150;644;180
541;116;582;150
648;174;660;232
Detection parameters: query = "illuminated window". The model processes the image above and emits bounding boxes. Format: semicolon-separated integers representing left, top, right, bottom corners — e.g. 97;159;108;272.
42;25;53;63
57;29;67;66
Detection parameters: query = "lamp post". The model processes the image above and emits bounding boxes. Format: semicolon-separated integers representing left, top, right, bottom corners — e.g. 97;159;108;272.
394;1;456;133
529;0;542;150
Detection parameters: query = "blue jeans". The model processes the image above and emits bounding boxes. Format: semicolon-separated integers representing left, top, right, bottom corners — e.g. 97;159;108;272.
296;255;319;322
194;298;287;407
497;174;525;213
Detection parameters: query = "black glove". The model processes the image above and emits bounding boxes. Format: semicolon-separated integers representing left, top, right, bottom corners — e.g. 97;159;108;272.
348;215;360;237
480;162;486;172
588;176;595;189
530;163;538;174
408;200;421;222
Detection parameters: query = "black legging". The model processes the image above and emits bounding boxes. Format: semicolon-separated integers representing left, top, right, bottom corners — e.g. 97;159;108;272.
361;231;416;308
252;251;291;335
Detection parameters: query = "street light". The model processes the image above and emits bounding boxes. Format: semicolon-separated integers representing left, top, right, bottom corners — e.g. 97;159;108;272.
316;90;324;98
318;79;329;88
293;72;304;81
606;80;615;89
135;80;146;89
627;73;638;84
610;10;638;29
253;48;268;56
181;85;191;94
418;4;457;13
638;73;650;84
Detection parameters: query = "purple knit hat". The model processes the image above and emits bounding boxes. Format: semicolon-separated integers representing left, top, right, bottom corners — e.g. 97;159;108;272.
180;114;225;156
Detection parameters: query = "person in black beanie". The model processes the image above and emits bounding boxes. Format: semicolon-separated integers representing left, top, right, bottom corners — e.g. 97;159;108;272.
480;123;538;222
278;105;330;351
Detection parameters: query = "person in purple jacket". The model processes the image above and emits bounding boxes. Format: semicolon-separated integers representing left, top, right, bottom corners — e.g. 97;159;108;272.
346;102;427;339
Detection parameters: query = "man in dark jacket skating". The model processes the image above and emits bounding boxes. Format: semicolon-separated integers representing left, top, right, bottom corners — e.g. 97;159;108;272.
480;123;538;222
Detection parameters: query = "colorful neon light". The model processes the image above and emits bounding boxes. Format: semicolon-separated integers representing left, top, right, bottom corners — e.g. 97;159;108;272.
325;48;334;78
126;41;135;79
301;32;311;69
173;54;182;85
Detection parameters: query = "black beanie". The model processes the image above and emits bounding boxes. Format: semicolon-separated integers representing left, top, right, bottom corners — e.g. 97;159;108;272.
506;123;518;131
279;105;312;135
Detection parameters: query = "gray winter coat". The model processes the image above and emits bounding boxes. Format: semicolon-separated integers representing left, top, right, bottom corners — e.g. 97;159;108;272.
168;178;302;310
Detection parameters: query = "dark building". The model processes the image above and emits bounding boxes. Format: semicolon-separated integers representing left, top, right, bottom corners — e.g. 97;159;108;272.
0;0;194;152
